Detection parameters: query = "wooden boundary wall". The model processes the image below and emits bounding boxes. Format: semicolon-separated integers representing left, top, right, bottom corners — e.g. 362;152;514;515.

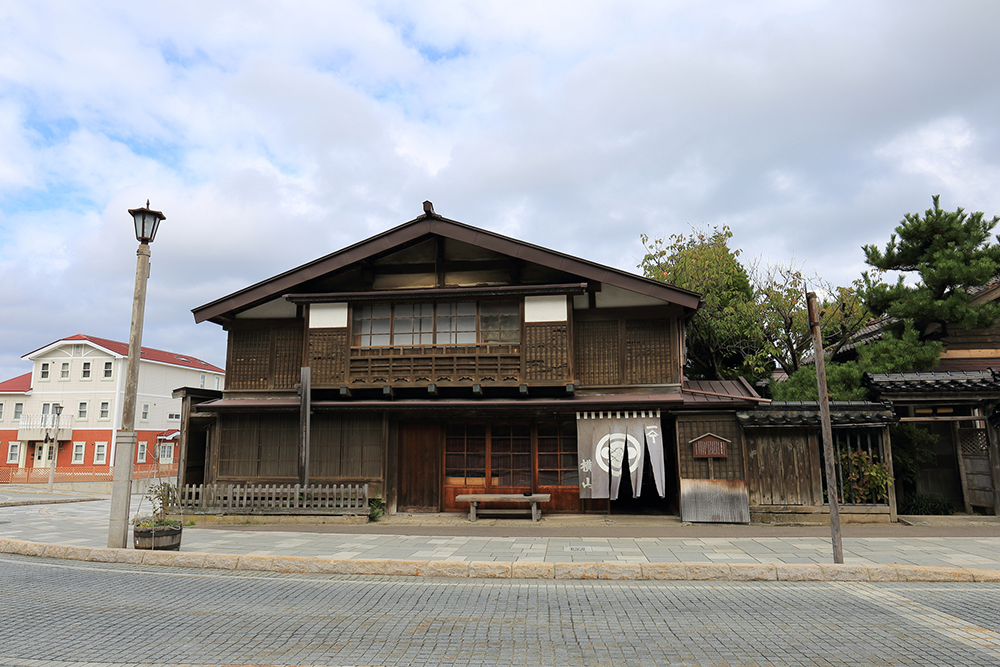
177;483;369;515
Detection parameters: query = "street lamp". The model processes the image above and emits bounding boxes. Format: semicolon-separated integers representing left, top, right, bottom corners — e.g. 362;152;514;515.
45;403;63;493
107;200;165;548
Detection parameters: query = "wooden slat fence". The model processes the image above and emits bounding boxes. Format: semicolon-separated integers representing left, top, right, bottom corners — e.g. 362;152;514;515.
177;483;369;515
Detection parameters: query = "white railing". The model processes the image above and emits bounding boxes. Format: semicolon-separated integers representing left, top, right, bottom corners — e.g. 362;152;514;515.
16;414;74;430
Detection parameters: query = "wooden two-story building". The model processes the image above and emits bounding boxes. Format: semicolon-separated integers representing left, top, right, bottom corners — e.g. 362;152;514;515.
181;203;765;518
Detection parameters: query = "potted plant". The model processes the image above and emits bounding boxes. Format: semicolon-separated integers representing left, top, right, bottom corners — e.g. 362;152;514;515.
133;482;182;550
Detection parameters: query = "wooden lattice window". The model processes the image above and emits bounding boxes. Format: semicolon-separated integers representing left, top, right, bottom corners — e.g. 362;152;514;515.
490;424;532;487
444;424;487;486
537;420;578;487
480;302;520;343
353;304;392;347
392;303;434;345
351;301;521;348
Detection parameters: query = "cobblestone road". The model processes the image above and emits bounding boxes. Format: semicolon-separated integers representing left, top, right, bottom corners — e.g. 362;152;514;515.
2;552;999;667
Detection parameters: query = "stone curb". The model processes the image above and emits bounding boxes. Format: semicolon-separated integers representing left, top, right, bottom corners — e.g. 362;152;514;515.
0;498;105;508
2;537;999;582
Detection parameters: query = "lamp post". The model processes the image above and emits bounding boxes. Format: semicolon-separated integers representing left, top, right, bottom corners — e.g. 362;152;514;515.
45;403;63;493
107;200;165;549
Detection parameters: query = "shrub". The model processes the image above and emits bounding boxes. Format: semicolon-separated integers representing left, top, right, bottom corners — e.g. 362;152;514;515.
898;493;954;516
368;497;385;522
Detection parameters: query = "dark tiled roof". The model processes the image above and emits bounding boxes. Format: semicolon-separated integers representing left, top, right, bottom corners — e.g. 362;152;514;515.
737;401;896;427
864;370;1000;393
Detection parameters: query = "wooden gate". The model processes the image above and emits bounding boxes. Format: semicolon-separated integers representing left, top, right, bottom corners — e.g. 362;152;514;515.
746;428;823;507
956;425;995;511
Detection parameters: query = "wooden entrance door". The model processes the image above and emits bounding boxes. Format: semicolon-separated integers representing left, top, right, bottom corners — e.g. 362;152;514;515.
397;421;440;512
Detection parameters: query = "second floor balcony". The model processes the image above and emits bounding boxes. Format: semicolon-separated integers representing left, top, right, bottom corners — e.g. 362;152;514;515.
17;413;75;441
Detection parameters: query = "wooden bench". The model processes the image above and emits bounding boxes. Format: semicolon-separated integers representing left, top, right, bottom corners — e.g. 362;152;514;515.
454;493;552;522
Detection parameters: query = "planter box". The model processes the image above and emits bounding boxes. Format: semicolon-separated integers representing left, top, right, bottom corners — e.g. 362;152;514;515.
133;524;182;551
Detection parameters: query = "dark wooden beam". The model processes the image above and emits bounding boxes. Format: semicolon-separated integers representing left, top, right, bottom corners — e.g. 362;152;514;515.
286;282;588;304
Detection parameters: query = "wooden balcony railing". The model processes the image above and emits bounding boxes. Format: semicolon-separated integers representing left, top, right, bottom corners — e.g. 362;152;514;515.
348;343;521;384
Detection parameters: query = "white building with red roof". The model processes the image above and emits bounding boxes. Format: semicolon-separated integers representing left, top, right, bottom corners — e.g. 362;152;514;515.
0;334;224;487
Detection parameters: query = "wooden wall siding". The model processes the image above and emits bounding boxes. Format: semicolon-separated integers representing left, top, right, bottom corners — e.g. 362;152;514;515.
943;323;1000;350
310;413;383;481
308;328;348;385
745;428;822;506
625;319;672;384
524;323;570;381
574;320;620;385
227;322;304;391
217;413;298;481
676;415;744;481
228;329;271;390
348;344;520;384
575;318;676;385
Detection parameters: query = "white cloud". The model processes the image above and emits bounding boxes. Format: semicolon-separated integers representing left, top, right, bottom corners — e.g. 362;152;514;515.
2;0;1000;380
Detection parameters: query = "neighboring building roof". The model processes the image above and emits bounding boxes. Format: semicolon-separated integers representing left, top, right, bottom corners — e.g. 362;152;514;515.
0;372;32;393
23;334;224;374
737;401;897;427
192;205;703;325
681;378;767;407
864;370;1000;393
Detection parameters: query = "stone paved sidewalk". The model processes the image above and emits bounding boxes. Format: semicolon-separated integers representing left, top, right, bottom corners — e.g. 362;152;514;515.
2;492;999;573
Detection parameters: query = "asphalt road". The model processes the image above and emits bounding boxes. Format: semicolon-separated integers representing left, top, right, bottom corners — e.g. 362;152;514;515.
3;552;999;667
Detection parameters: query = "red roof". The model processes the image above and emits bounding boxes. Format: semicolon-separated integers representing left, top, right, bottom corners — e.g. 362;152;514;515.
0;372;32;393
28;335;224;373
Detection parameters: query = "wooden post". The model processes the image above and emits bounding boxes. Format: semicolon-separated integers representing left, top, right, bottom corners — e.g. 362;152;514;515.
882;426;898;523
987;419;1000;515
807;292;843;564
298;366;311;487
953;421;973;514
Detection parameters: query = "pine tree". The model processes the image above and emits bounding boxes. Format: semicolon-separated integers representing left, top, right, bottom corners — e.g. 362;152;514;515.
862;195;1000;336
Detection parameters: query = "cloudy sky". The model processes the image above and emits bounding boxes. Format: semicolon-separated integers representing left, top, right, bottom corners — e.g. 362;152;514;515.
2;1;999;381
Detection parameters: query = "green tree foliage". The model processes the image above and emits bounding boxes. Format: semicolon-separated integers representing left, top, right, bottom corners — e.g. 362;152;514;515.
640;226;765;381
771;326;942;401
862;195;1000;336
752;263;868;376
769;362;867;401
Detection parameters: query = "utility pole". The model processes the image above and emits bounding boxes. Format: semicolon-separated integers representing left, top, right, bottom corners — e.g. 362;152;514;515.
807;291;844;564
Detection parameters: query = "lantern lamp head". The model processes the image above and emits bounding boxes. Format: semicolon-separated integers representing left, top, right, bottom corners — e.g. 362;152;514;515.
128;200;166;243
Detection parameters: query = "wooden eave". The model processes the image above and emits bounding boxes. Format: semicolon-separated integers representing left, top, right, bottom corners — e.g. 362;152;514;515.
194;393;687;413
193;213;702;325
285;282;588;304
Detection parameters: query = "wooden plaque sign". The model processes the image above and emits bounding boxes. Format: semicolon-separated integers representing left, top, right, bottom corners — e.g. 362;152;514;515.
691;433;728;458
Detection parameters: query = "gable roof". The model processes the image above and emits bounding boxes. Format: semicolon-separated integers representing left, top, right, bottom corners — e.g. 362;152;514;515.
23;334;224;374
0;372;32;393
193;206;702;325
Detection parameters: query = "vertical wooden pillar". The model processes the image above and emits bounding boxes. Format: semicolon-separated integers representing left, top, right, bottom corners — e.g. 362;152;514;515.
298;366;311;487
986;418;1000;515
953;421;973;514
882;425;897;523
